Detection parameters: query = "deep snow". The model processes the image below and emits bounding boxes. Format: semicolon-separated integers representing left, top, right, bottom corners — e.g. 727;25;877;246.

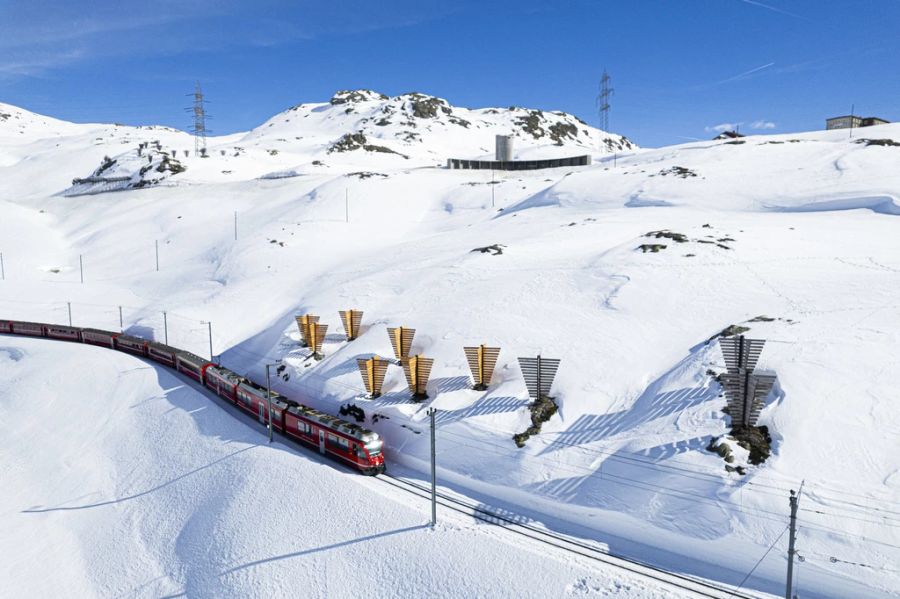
1;92;898;598
0;338;687;598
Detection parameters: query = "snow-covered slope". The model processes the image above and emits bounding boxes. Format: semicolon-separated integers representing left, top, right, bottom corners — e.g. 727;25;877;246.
1;94;898;598
1;338;689;598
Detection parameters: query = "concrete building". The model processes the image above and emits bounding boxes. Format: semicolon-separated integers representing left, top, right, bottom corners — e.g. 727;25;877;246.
826;115;890;130
447;155;591;171
495;135;513;161
447;134;592;171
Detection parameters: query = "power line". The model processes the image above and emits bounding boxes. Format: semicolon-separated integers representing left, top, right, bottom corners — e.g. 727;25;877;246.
728;525;789;598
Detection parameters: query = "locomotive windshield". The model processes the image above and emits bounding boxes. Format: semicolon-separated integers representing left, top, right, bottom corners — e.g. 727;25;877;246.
365;439;383;456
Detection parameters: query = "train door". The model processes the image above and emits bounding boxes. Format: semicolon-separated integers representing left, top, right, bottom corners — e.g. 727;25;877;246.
318;429;326;454
258;401;265;424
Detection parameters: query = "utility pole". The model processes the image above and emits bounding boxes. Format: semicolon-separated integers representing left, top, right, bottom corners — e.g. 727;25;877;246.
345;189;349;223
118;306;124;332
428;407;437;527
597;69;614;132
849;103;855;140
1;252;5;280
162;311;168;345
79;254;84;284
155;240;159;272
265;361;281;443
234;211;238;241
786;484;803;599
186;81;209;157
67;302;72;326
491;168;495;208
204;321;214;361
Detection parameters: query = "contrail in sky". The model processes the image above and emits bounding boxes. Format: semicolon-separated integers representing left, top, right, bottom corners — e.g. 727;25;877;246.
737;0;809;20
719;62;776;84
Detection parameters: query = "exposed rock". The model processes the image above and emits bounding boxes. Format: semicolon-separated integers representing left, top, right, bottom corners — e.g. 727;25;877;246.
471;244;505;255
656;166;698;178
513;395;558;447
404;93;452;119
857;138;900;147
548;122;579;145
328;132;408;158
330;89;388;105
645;230;688;243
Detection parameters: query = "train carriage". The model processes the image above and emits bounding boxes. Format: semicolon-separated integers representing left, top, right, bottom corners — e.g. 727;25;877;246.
0;320;13;334
114;334;148;356
147;342;178;367
10;321;45;337
43;324;82;341
175;351;212;383
235;381;268;421
234;381;288;432
81;328;118;348
284;404;385;474
205;365;244;402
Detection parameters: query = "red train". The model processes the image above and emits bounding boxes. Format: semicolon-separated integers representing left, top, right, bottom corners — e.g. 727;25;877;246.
0;319;385;475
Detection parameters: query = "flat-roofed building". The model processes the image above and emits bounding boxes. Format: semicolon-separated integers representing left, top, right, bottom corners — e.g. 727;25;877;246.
826;115;890;130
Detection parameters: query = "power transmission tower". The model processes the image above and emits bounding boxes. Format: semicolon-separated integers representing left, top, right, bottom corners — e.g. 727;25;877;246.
597;69;614;131
186;81;209;157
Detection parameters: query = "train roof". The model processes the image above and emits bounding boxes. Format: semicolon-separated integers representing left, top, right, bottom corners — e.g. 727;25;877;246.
178;350;211;365
147;341;180;354
117;334;148;344
207;364;245;383
287;403;378;442
220;367;379;443
82;328;118;336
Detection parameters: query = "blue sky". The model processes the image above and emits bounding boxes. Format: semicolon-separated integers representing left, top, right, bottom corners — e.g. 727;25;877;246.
1;0;897;147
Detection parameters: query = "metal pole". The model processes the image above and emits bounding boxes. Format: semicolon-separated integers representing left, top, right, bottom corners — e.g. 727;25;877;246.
429;407;437;527
849;104;855;140
67;302;72;326
207;321;213;361
162;311;168;345
1;252;5;280
742;370;751;429
786;488;800;599
345;189;349;223
491;169;495;208
118;306;124;332
266;364;273;443
79;254;84;284
234;211;238;241
536;354;542;402
155;240;159;272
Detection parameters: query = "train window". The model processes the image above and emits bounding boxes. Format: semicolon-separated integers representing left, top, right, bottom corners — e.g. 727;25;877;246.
297;421;311;435
326;434;349;450
355;445;368;459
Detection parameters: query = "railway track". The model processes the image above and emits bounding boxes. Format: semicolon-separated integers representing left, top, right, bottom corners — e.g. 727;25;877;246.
376;473;761;599
2;324;763;597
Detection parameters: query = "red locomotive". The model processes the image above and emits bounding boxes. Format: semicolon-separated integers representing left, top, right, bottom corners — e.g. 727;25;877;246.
0;318;385;475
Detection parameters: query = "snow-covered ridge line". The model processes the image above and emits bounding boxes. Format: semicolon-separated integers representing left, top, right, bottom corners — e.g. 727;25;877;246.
2;92;899;598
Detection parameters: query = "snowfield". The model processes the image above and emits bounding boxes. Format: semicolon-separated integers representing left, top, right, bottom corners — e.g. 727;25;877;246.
0;338;684;598
1;91;898;598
